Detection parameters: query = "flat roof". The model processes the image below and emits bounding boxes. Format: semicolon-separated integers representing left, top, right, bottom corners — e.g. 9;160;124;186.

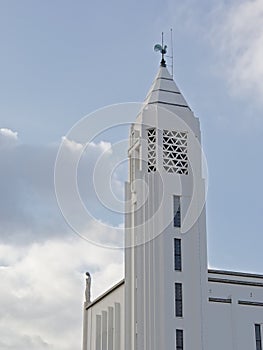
208;269;263;280
86;269;263;309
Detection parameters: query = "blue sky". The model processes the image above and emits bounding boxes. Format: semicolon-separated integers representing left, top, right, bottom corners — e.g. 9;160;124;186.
0;0;263;349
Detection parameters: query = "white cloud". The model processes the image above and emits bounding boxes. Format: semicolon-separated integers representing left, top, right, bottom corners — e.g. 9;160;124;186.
0;135;126;349
0;128;18;139
62;137;112;155
61;136;84;153
89;140;112;154
0;237;123;350
0;136;124;243
0;330;51;350
211;0;263;101
0;128;18;148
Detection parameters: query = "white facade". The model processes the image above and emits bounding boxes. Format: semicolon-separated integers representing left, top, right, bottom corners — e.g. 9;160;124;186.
83;280;124;350
124;66;207;350
82;64;263;350
206;270;263;350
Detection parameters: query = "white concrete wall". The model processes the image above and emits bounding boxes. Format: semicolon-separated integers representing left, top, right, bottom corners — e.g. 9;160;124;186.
125;65;208;350
205;271;263;350
83;66;263;350
83;271;263;350
83;282;124;350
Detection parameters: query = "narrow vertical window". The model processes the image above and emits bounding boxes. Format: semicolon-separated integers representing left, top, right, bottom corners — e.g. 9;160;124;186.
174;238;182;271
175;283;183;317
255;324;262;350
176;329;184;350
147;128;156;173
174;196;181;227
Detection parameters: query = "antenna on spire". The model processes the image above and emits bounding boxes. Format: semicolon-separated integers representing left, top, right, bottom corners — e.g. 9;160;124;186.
161;29;174;77
170;28;174;77
154;32;167;67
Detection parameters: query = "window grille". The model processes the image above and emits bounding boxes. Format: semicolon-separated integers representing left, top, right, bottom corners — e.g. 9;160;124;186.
147;128;156;173
163;130;188;174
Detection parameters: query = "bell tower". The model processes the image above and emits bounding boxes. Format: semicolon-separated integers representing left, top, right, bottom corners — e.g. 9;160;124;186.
125;56;208;349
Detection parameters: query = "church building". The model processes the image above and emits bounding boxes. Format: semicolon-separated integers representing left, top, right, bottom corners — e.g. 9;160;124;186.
82;48;263;350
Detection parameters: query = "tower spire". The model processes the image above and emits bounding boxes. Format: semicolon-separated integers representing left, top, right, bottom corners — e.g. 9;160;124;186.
154;32;167;67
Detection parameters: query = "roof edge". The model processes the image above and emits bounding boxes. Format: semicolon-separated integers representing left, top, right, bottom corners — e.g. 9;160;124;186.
208;269;263;280
86;279;125;309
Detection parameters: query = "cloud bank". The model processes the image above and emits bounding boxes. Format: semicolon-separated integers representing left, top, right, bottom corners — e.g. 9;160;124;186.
0;129;124;349
0;238;123;350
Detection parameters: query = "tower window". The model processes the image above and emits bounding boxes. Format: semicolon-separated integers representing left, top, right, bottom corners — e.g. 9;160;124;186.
175;283;183;317
255;324;262;350
173;196;181;228
176;329;184;350
163;130;188;174
174;238;182;271
147;128;156;173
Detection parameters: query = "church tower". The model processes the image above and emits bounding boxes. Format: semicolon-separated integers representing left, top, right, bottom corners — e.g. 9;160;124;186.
83;43;263;350
124;56;208;349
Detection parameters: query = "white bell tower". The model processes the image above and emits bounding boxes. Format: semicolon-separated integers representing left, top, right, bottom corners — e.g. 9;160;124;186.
125;58;208;349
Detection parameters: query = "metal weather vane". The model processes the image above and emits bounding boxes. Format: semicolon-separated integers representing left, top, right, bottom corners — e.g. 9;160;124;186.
154;32;167;67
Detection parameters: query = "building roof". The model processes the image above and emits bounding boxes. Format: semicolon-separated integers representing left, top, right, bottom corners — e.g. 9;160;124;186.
86;279;125;310
208;269;263;280
87;269;263;309
144;66;190;110
208;269;263;288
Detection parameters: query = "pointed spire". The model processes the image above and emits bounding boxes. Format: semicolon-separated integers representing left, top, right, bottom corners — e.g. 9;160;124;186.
144;66;191;110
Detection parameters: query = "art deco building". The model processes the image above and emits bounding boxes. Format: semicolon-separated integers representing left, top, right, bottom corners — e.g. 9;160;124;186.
82;54;263;350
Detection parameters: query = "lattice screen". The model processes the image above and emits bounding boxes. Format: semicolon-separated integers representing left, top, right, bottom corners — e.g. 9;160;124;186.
147;128;156;173
163;130;188;174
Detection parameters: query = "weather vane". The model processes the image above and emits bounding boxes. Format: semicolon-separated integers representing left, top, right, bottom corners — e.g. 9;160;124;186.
154;32;167;67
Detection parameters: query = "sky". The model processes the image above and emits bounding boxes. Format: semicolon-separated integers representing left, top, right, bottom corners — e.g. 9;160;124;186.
1;0;263;349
